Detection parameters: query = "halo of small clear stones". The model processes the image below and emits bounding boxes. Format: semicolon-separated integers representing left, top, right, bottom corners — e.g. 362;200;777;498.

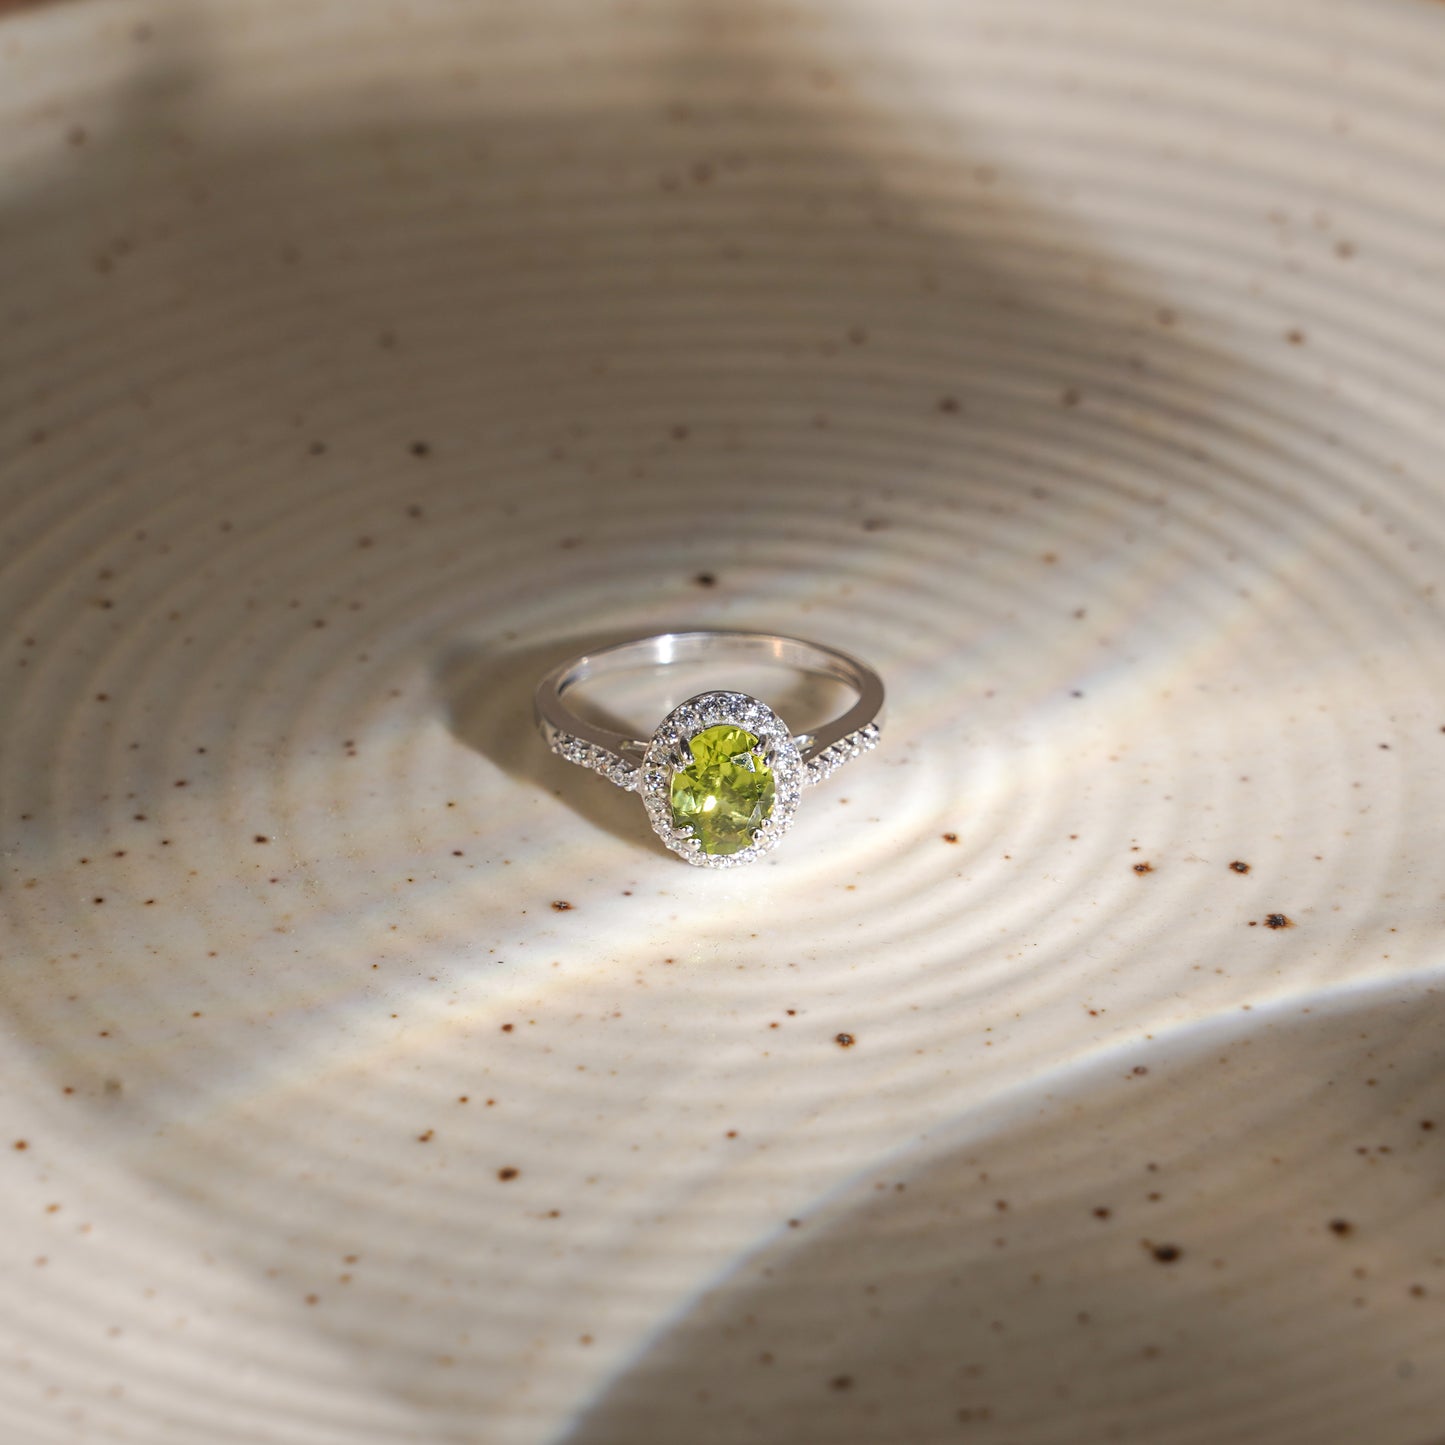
801;721;882;786
641;692;802;868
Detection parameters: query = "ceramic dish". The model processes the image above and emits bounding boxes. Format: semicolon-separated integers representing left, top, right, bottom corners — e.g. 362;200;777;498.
2;1;1443;1440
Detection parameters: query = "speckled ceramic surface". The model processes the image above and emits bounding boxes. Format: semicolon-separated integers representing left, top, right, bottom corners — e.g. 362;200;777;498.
2;1;1444;1441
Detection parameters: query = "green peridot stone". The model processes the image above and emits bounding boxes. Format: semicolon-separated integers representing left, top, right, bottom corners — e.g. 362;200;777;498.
669;724;776;856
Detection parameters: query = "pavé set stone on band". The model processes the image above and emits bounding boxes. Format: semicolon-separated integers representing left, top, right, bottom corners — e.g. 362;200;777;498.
534;631;884;868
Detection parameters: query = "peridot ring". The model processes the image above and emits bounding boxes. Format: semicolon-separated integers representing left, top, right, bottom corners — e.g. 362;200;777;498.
535;631;884;868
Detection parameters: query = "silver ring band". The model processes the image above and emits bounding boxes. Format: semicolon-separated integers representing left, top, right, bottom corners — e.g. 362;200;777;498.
535;630;884;867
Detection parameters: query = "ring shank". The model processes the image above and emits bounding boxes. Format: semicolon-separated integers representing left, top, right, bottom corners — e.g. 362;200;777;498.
535;630;884;766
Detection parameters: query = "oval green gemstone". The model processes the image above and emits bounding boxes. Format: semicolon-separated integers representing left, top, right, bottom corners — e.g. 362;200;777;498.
669;724;776;857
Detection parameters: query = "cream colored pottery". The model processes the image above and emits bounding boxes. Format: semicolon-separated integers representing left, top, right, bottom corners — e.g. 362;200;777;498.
2;1;1443;1440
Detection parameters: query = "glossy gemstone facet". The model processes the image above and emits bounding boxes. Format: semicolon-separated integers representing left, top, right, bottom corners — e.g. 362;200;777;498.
669;724;775;856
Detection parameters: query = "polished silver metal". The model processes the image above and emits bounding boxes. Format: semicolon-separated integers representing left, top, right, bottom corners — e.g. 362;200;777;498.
534;630;885;780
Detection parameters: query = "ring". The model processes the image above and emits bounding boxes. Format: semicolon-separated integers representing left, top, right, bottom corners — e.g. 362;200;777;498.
535;630;884;868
